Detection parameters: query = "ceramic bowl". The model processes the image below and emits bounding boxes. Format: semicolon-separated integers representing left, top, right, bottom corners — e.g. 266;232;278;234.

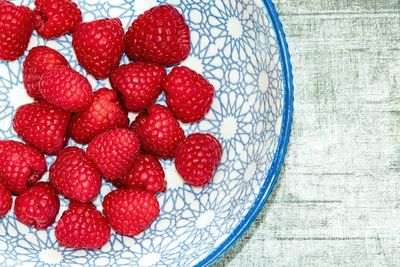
0;0;293;266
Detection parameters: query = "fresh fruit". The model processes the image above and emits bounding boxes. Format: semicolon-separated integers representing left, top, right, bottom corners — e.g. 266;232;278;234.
129;111;147;136
114;154;166;193
110;62;166;112
0;1;34;61
73;18;124;79
23;46;69;100
0;183;12;218
39;66;92;112
13;102;70;154
102;189;160;236
124;5;190;66
0;140;47;194
135;104;185;159
55;202;110;249
50;147;101;203
0;0;11;6
34;0;82;39
86;129;140;180
175;133;222;186
0;2;224;250
164;66;214;123
68;88;129;144
14;182;60;230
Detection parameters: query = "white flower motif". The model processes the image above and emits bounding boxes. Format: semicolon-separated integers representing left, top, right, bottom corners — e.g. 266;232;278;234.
160;0;213;36
180;32;223;91
228;143;270;207
208;0;257;61
247;1;274;48
196;91;253;160
166;188;233;248
245;49;283;114
14;231;90;266
156;188;237;267
158;160;200;214
113;235;183;266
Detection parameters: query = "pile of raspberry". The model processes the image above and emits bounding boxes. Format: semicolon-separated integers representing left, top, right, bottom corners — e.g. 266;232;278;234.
0;0;222;249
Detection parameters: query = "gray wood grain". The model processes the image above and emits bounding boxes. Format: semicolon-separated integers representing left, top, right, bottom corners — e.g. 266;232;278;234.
216;0;400;266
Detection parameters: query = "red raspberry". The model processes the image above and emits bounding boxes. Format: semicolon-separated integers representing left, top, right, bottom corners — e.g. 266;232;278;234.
50;147;102;203
86;129;140;180
68;88;129;144
175;133;222;186
164;66;214;123
0;140;46;194
14;182;60;230
55;202;110;249
135;104;185;159
0;1;34;61
113;154;166;193
0;0;11;6
73;18;125;79
102;189;160;236
124;5;190;66
0;183;12;218
39;66;93;112
13;102;70;154
110;62;166;112
23;46;69;100
129;111;147;136
34;0;82;39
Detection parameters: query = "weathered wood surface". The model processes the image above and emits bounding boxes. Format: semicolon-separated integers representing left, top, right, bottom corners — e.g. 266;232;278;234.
216;0;400;266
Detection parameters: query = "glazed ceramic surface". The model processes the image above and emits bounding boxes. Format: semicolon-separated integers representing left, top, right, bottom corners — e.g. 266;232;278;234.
0;0;293;266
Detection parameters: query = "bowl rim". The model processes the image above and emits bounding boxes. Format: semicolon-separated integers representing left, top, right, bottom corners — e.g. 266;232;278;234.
195;0;294;266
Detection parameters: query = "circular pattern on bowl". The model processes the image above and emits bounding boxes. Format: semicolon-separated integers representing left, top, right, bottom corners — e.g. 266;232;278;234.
0;0;293;266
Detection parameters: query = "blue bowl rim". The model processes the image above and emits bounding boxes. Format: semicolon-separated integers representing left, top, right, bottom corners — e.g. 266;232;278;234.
195;0;294;266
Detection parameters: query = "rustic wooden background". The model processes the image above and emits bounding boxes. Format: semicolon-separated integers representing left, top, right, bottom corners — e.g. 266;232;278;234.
216;0;400;266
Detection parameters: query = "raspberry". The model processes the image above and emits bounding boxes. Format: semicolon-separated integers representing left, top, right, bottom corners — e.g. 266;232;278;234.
14;182;60;230
50;147;102;203
124;5;190;66
102;189;160;236
0;0;11;6
0;1;34;61
13;102;70;154
164;66;214;123
113;154;166;193
135;104;185;159
33;0;82;39
86;129;140;180
68;88;129;144
129;111;148;136
23;46;69;100
55;202;110;249
39;66;93;112
0;183;12;218
73;18;125;79
0;140;46;194
110;62;166;112
175;133;222;186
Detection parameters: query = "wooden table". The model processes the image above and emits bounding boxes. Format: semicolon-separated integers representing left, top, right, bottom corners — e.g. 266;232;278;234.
217;0;400;266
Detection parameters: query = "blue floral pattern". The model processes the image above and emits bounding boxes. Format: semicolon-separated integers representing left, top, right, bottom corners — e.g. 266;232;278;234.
0;0;291;266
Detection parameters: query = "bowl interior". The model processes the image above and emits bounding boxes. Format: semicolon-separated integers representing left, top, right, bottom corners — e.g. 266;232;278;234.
0;0;286;266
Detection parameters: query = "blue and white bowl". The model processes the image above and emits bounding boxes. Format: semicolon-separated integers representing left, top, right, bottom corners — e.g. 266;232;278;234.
0;0;293;266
